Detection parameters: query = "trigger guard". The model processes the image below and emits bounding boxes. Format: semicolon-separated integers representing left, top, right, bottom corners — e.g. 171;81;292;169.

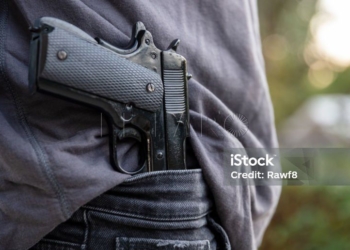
112;127;146;175
117;127;142;142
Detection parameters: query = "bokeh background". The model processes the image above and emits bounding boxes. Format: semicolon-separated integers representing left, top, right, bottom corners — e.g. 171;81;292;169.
258;0;350;249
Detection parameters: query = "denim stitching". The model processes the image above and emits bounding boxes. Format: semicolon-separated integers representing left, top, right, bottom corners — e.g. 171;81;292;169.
207;216;231;250
123;169;202;184
205;240;210;250
115;238;122;250
0;0;70;218
36;239;81;247
81;209;89;250
82;205;212;221
116;238;211;250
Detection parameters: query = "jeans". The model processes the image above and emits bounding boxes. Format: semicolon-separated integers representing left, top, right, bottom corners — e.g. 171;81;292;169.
30;170;231;250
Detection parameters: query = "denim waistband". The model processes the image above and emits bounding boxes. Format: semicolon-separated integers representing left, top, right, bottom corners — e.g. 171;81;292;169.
82;169;213;221
30;169;230;250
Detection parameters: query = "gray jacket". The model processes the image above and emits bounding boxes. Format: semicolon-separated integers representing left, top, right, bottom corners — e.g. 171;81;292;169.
0;0;280;249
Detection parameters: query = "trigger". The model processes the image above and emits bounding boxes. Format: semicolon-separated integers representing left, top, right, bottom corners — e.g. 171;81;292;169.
117;127;142;142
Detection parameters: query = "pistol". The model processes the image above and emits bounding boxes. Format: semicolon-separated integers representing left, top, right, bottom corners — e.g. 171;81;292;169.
28;17;190;174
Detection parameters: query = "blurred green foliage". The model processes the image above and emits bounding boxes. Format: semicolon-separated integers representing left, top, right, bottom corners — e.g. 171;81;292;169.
261;187;350;250
259;0;350;126
258;0;350;249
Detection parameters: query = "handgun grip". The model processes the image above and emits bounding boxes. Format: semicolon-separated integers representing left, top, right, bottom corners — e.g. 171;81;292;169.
33;18;163;113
